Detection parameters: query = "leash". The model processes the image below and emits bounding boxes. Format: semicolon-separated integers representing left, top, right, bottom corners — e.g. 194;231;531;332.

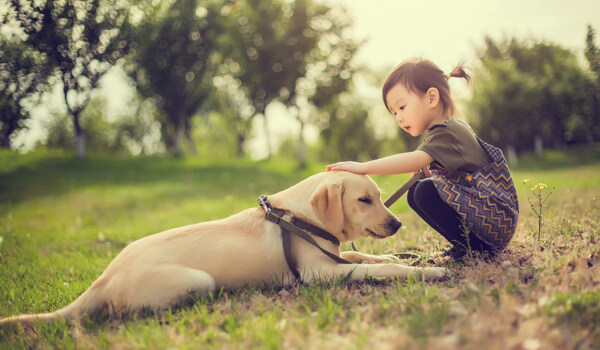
258;195;351;283
384;171;426;208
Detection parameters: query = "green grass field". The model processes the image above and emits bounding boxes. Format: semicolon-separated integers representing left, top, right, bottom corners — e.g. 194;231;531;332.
1;149;599;349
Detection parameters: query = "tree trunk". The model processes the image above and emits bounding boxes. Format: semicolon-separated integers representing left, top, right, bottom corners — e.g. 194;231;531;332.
72;110;86;159
534;135;544;156
1;128;13;149
172;128;183;158
236;131;246;157
585;127;595;149
262;112;272;160
184;126;197;156
506;144;518;167
297;119;307;169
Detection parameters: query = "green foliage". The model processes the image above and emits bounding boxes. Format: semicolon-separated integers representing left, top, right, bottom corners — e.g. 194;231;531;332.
202;77;254;157
127;0;226;157
0;37;52;149
189;111;240;159
585;25;600;146
317;95;382;162
470;36;597;154
225;0;358;159
43;96;163;155
5;0;135;158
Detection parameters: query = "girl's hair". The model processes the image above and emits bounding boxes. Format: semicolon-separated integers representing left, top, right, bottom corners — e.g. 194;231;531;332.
382;58;471;117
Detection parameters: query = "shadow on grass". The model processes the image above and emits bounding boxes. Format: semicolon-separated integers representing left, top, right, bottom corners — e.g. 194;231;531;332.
0;151;311;208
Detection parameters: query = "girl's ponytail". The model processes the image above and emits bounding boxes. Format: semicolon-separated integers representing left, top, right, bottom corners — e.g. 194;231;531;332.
446;60;471;83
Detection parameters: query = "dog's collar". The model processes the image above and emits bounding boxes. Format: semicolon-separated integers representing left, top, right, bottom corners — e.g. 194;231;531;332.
258;195;341;246
258;195;350;282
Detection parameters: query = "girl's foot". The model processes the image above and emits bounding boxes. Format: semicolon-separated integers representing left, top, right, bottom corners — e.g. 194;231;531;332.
430;246;467;264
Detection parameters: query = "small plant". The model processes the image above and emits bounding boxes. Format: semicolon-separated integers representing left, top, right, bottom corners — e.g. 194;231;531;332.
522;179;554;242
459;217;474;260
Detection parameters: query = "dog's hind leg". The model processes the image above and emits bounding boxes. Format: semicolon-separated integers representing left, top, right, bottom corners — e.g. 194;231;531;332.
126;265;216;310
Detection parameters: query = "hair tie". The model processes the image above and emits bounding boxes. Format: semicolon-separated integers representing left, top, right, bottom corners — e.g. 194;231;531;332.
445;74;452;80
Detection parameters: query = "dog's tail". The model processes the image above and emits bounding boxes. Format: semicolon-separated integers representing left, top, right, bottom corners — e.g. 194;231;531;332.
0;279;105;329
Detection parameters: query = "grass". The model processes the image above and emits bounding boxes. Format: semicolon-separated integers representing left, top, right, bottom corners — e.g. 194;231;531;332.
0;147;599;349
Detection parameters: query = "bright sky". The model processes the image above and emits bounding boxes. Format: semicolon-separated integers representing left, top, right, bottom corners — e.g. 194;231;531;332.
339;0;598;67
15;0;600;155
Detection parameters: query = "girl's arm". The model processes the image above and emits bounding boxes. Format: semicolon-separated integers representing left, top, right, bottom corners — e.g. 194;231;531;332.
326;150;434;175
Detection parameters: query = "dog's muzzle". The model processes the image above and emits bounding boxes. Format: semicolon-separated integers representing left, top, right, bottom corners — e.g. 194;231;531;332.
386;218;402;234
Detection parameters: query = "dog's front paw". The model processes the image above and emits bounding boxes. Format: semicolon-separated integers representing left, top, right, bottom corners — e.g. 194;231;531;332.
425;266;453;280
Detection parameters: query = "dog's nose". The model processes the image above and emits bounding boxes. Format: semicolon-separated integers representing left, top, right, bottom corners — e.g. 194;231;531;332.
387;218;402;233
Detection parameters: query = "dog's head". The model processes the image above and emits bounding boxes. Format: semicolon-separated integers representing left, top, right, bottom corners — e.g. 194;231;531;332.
309;172;401;242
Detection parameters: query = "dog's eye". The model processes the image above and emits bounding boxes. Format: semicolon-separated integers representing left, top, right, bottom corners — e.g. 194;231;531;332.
358;197;372;204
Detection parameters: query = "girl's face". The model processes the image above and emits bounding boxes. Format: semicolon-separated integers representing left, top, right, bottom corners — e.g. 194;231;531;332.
385;83;442;137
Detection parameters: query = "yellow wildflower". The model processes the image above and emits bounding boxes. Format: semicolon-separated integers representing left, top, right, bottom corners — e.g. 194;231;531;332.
522;179;530;185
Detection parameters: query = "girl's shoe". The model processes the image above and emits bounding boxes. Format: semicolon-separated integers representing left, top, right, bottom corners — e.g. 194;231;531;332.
429;245;467;264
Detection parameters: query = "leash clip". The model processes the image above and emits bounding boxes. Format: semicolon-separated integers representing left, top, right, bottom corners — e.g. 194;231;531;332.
257;195;271;214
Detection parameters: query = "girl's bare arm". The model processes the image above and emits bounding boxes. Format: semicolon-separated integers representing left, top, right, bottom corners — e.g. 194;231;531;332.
326;150;433;175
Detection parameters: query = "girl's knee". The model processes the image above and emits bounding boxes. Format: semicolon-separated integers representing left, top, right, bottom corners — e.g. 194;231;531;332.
407;184;417;210
410;180;436;210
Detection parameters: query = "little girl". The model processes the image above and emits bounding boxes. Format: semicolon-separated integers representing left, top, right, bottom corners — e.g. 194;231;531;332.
326;58;519;261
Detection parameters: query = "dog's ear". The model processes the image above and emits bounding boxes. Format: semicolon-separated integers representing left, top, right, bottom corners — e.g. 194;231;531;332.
310;182;345;234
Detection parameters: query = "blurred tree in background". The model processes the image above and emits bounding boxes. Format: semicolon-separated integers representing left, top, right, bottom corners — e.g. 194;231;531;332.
202;76;254;157
5;0;134;158
283;3;359;167
316;90;381;162
585;25;600;148
127;0;226;157
470;35;597;164
43;95;163;155
45;96;124;153
1;0;598;164
0;37;52;148
226;0;357;160
226;0;298;159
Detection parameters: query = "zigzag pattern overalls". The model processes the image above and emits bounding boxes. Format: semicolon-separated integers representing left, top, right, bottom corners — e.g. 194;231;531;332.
428;139;519;250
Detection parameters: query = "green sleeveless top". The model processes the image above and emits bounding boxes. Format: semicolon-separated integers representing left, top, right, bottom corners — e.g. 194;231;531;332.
417;118;491;174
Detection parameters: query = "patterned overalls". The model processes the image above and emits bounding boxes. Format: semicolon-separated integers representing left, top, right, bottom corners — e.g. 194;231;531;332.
428;138;519;251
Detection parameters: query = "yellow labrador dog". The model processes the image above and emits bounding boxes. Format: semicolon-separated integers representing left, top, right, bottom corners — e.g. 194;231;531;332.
0;171;450;327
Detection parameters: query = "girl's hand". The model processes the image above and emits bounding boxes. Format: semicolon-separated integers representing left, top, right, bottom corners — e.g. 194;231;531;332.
326;161;367;174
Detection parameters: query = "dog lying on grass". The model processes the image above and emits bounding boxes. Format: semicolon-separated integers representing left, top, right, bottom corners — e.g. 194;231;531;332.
0;171;450;328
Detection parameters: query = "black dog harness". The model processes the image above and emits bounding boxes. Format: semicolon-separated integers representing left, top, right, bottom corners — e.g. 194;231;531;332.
257;195;350;283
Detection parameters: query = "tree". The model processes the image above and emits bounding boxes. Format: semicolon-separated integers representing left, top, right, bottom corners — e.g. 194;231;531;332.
5;0;133;158
283;2;359;167
585;25;600;147
470;36;592;158
204;75;254;157
227;0;359;161
469;57;539;164
0;37;52;148
127;0;225;157
44;95;163;155
317;93;381;162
